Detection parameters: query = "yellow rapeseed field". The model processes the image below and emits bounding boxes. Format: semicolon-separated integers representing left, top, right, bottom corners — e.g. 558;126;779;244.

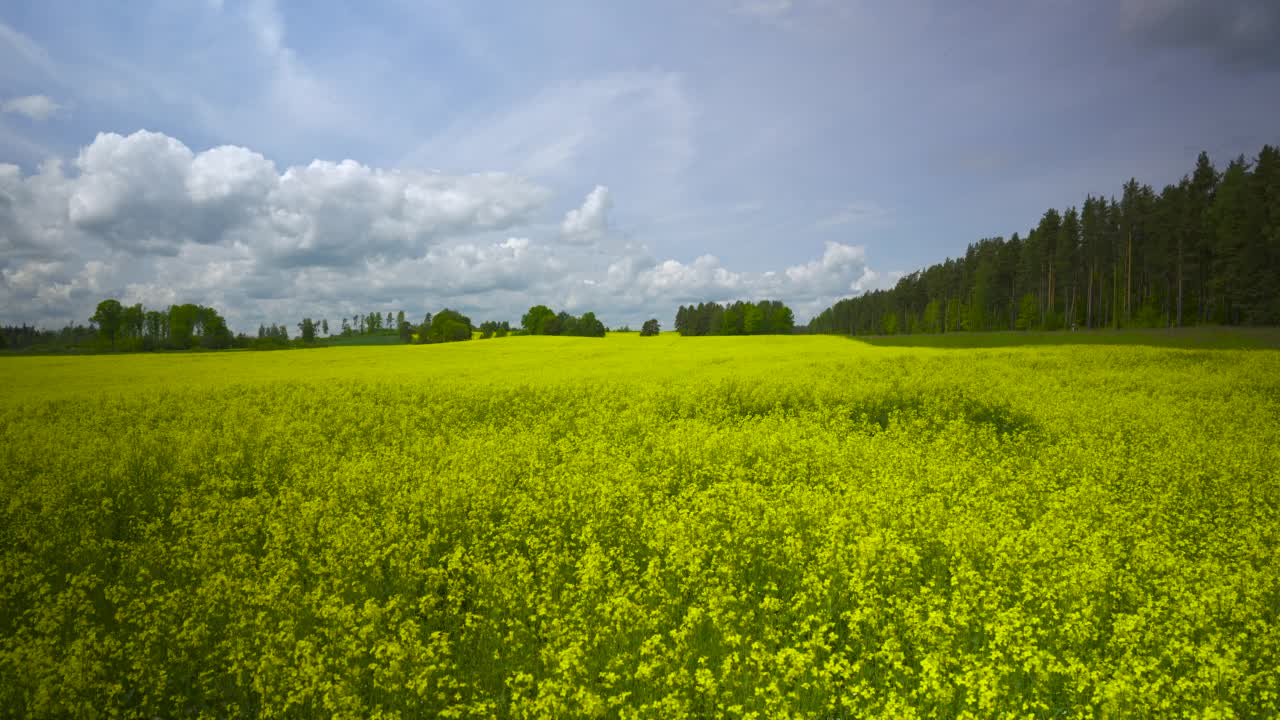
2;334;1278;718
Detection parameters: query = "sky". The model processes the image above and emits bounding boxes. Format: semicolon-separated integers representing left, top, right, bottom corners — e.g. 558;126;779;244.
1;0;1278;332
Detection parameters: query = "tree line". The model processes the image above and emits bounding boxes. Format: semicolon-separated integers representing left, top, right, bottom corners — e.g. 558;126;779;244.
45;299;239;351
809;144;1280;335
1;300;624;353
519;306;607;337
0;323;97;353
674;300;797;336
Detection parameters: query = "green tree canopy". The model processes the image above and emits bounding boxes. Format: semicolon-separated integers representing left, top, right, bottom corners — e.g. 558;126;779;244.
521;305;555;335
423;309;473;343
675;301;796;336
91;299;124;349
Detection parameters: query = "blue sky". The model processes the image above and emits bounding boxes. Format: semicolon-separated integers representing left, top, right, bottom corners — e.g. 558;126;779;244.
2;0;1278;330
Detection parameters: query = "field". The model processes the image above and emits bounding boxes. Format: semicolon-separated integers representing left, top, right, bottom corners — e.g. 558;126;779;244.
2;333;1278;718
318;331;407;347
855;327;1280;350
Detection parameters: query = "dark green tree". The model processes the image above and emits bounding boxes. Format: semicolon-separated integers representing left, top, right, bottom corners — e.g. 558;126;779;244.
742;303;764;334
522;305;556;335
298;318;317;343
575;312;606;337
423;309;473;343
91;299;124;350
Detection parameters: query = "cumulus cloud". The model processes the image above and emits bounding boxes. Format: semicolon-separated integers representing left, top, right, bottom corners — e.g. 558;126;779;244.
1;130;886;330
365;237;565;298
579;240;885;322
14;130;549;261
1119;0;1280;68
261;159;550;267
560;185;611;244
0;160;76;260
631;255;743;299
783;241;879;295
1;94;61;121
0;130;552;326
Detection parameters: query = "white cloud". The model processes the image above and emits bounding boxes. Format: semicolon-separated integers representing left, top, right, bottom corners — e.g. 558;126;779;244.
0;159;75;260
560;185;611;244
1;129;884;330
22;130;548;261
784;240;877;294
1;95;61;121
633;255;744;298
261;159;550;267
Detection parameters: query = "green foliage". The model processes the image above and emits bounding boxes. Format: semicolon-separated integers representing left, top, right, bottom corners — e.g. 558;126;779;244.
943;297;959;333
2;336;1278;717
414;313;434;344
423;308;473;343
521;305;556;335
965;296;984;331
256;323;292;348
296;317;317;343
574;312;606;338
477;321;511;339
742;303;764;334
771;304;795;334
521;306;606;337
922;300;942;333
854;326;1280;349
1016;293;1039;330
167;303;232;349
640;318;661;336
90;299;123;349
676;301;796;336
0;323;98;353
720;306;742;335
320;332;404;347
881;311;898;335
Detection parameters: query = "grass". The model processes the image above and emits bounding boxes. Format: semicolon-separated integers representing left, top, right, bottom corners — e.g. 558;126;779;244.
316;331;405;346
852;325;1280;349
2;332;1278;717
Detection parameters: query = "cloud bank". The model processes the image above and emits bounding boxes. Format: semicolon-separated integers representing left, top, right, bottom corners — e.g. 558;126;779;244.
1;130;887;330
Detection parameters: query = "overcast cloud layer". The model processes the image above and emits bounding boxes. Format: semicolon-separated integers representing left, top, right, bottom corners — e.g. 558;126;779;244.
1;0;1278;330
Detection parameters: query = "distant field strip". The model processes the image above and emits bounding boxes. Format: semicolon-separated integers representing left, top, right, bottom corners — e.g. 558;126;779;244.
2;335;1278;718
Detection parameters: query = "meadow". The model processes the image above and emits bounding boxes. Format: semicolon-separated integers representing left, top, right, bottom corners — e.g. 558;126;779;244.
2;333;1278;718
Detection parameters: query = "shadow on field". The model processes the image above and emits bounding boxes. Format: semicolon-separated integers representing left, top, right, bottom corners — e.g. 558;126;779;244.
846;327;1280;350
849;391;1041;438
